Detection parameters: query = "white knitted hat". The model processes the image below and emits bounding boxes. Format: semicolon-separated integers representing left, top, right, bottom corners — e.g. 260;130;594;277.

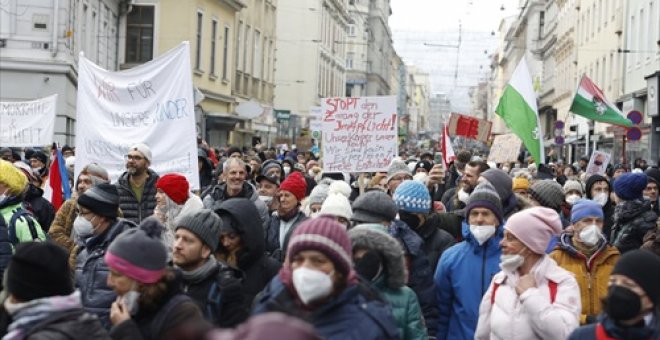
320;192;353;220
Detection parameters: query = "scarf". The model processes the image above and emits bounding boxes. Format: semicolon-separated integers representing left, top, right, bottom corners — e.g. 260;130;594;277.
279;206;300;222
3;291;82;340
180;257;217;284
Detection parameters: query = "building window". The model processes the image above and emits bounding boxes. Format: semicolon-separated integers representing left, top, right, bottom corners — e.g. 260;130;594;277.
195;11;203;70
125;5;154;63
254;30;261;78
348;24;356;37
346;52;354;69
210;19;217;76
244;26;250;74
223;26;230;80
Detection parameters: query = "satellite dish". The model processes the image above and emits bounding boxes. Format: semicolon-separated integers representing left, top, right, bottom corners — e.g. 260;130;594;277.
235;100;264;119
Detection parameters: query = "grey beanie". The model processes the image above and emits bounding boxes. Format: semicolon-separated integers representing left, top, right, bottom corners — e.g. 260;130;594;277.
176;209;222;252
104;217;168;284
308;182;331;205
563;180;584;195
386;160;412;183
529;180;565;212
480;169;513;201
351;190;398;223
466;182;504;224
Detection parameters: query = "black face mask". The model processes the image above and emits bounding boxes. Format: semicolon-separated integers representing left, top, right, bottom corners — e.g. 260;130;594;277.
603;286;642;321
355;250;383;281
399;211;421;229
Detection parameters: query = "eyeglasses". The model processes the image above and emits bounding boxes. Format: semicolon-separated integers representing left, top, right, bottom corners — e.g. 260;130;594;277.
125;154;144;161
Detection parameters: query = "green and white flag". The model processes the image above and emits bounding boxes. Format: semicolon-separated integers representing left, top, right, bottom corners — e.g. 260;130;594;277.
569;75;633;127
496;58;544;166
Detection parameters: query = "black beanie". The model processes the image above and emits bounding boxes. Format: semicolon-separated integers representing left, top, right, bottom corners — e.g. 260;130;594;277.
585;174;611;199
611;250;660;306
7;242;74;301
77;183;120;218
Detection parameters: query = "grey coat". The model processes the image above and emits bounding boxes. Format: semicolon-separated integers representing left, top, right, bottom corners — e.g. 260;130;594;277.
202;181;270;231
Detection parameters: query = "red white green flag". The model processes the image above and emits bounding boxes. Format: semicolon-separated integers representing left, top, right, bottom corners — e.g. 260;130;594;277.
569;75;633;127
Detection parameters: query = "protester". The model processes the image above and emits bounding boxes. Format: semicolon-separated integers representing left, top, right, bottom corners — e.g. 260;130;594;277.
480;168;524;219
0;160;47;288
644;167;659;214
367;174;388;192
116;143;160;224
0;242;110;339
585;174;616;241
304;179;330;217
434;182;504;340
568;250;660;339
173;209;247;327
611;172;658;253
0;147;13;162
393;179;455;269
550;199;620;324
74;183;136;328
352;190;439;338
28;150;48;187
475;207;581;339
444;150;472;191
319;181;353;229
105;217;209;339
564;180;584;206
265;171;308;261
256;173;280;213
511;172;530;197
349;226;428;340
198;148;215;192
261;159;284;182
203;157;269;230
386;159;413;195
252;218;399;339
528;179;569;226
11;161;55;232
153;173;203;250
214;199;281;304
442;160;489;212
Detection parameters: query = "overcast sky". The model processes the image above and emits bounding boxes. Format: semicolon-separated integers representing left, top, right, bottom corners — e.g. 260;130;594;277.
390;0;522;113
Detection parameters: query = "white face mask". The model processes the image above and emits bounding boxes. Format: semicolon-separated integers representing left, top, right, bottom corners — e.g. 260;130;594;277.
593;193;608;206
121;290;141;315
259;195;273;205
469;225;496;245
292;267;334;305
643;196;651;201
578;224;602;247
566;194;581;205
283;167;291;175
73;215;95;239
500;253;525;272
458;188;470;203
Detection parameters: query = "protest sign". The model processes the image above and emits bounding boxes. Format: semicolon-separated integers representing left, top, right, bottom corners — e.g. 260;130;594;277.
488;133;523;164
586;150;611;176
75;42;200;189
321;96;397;172
0;94;57;147
448;112;492;143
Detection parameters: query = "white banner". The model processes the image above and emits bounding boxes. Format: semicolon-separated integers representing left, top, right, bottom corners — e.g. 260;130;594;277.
321;96;397;172
75;42;200;189
0;94;57;147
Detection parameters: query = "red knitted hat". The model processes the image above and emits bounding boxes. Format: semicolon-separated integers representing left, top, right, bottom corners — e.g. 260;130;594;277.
156;174;189;205
287;217;353;275
279;172;307;201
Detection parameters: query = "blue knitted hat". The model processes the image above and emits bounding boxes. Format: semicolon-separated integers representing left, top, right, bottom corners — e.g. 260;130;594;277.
570;199;603;223
393;180;432;214
614;172;648;201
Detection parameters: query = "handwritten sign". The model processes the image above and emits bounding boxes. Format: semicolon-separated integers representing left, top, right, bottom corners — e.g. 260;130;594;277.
488;133;523;163
586;150;611;176
0;95;57;147
75;42;200;189
321;96;397;172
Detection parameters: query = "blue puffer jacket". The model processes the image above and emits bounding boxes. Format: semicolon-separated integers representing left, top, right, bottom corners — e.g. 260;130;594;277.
75;219;136;329
434;222;503;340
252;276;399;340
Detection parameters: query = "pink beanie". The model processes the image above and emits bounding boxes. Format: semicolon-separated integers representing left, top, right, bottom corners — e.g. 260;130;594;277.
505;207;562;254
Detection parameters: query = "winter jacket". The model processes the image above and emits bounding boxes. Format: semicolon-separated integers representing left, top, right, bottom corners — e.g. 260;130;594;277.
265;209;308;262
23;183;55;232
610;199;658;253
432;212;465;241
181;260;247;327
48;198;78;256
349;226;428;340
202;181;270;231
252;276;399;340
434;221;503;340
214;198;281;303
549;233;620;324
415;212;456;269
568;313;660;340
76;219;136;328
198;153;214;193
475;256;581;340
440;187;466;213
115;169;159;224
16;309;111;340
585;175;615;240
642;226;660;256
109;271;210;340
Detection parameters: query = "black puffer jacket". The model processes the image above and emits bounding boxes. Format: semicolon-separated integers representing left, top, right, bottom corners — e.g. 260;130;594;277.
20;309;111;340
414;213;456;270
611;199;658;254
115;169;159;224
23;184;55;232
214;199;281;304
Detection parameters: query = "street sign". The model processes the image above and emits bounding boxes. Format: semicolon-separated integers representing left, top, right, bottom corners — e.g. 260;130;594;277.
275;109;290;121
555;136;565;145
627;111;643;125
626;127;642;141
311;130;321;139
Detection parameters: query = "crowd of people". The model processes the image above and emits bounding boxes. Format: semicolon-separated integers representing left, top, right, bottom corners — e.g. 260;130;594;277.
0;142;659;339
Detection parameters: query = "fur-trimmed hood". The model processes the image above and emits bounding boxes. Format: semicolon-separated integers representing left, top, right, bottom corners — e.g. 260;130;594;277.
348;225;407;289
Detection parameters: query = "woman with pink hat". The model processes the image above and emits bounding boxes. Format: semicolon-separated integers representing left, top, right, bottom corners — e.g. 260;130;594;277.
475;207;582;339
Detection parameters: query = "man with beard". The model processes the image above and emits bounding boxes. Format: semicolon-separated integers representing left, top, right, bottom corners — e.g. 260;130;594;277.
441;161;489;212
203;157;269;230
115;143;159;224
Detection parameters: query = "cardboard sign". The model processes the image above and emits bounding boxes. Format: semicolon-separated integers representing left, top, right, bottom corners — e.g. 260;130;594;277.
448;112;492;143
586;150;611;176
75;42;200;189
321;96;397;172
488;133;523;164
0;95;57;147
